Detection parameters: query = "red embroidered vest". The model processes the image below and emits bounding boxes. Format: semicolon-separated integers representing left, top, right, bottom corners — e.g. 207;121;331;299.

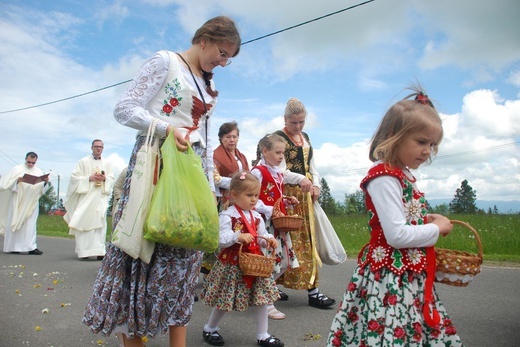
358;163;429;275
253;165;286;214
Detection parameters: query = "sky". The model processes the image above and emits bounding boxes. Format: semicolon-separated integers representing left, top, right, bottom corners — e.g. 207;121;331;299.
1;0;519;207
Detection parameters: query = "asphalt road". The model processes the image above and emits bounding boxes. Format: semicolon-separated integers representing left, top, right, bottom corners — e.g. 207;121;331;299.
1;236;519;347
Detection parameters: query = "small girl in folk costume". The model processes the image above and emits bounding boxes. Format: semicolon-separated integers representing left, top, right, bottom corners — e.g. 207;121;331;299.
327;86;463;347
251;134;313;320
202;171;284;347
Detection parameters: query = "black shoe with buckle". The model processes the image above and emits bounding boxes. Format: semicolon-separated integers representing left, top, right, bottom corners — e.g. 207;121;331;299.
308;292;335;309
277;288;288;301
203;330;224;346
258;335;284;347
28;248;43;255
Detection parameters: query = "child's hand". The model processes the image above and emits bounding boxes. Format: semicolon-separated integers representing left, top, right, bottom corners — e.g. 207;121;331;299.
429;215;453;236
284;196;299;205
299;178;312;192
268;238;278;249
238;233;254;245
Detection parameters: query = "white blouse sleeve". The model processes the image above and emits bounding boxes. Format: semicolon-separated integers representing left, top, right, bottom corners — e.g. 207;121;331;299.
284;170;305;185
366;175;439;248
218;212;240;248
113;51;171;138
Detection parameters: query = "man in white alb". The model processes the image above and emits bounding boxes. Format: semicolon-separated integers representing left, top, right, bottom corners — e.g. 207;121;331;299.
64;140;114;259
0;152;50;254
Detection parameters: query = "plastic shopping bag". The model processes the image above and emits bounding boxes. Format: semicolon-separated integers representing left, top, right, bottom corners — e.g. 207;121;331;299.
144;132;219;252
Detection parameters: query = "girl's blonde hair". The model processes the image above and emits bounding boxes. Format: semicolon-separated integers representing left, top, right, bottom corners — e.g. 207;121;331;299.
251;133;287;166
284;97;307;119
369;85;443;167
230;171;260;195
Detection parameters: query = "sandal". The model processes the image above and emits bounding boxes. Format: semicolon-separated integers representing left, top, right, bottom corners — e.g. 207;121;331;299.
202;330;225;346
258;335;284;347
267;305;286;320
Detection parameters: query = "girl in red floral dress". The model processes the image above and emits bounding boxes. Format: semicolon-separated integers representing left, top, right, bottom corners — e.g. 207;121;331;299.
251;134;312;320
201;171;284;347
327;86;463;346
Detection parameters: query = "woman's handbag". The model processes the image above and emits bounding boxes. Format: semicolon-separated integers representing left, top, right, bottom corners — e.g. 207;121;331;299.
144;131;219;252
314;201;347;265
111;119;158;263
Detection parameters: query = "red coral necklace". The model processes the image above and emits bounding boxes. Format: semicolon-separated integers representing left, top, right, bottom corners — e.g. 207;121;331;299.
283;127;304;147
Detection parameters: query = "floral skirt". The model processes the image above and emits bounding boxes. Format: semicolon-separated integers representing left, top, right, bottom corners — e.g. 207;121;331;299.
266;221;299;273
82;135;203;338
202;259;279;311
327;264;463;347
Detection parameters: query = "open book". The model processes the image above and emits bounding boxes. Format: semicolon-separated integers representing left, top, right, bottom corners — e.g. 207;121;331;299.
22;173;50;185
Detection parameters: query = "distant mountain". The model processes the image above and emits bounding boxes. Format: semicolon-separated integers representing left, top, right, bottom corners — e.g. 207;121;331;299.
428;199;520;214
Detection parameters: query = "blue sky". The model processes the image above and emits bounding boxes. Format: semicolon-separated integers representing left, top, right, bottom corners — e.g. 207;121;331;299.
0;0;519;205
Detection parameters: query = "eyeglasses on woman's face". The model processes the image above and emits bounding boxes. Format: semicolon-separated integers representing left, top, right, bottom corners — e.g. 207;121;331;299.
213;42;232;66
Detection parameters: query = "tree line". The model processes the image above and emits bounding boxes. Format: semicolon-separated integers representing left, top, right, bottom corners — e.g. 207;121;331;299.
318;178;507;216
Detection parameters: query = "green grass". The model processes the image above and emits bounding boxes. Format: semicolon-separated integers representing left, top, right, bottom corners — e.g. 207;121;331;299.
38;213;520;263
37;215;113;240
329;213;520;264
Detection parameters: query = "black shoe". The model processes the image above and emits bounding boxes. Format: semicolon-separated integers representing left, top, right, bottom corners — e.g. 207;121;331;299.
258;335;284;347
277;288;288;301
203;330;224;346
10;251;21;254
194;293;199;302
28;248;43;255
97;255;104;260
308;292;335;309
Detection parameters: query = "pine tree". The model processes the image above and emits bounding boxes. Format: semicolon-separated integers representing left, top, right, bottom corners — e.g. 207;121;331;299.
39;184;56;214
318;177;336;215
449;179;477;213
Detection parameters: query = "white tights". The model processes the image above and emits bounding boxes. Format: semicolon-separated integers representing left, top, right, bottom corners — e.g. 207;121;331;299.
205;305;270;340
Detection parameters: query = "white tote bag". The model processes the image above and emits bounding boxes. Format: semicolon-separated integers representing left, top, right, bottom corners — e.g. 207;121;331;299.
314;201;347;265
111;119;158;263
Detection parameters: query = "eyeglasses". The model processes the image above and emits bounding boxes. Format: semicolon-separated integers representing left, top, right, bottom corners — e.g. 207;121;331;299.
26;161;36;164
92;146;104;149
213;42;232;66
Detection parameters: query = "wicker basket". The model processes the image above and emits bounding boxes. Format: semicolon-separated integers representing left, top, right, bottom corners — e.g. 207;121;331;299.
435;220;483;287
239;236;275;277
271;197;304;232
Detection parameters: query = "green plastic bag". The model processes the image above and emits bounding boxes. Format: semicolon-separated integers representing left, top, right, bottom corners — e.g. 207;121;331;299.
144;132;219;252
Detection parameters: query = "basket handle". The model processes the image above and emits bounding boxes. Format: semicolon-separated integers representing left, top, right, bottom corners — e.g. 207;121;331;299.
238;235;275;254
449;220;484;258
273;198;285;217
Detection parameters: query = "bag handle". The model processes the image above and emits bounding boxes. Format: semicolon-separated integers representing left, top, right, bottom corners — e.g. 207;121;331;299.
146;118;158;146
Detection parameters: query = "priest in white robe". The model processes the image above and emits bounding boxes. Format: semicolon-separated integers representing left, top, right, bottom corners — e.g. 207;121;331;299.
1;152;50;254
64;140;114;259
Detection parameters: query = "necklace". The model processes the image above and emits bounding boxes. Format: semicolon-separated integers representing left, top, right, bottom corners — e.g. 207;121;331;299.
283;127;304;146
